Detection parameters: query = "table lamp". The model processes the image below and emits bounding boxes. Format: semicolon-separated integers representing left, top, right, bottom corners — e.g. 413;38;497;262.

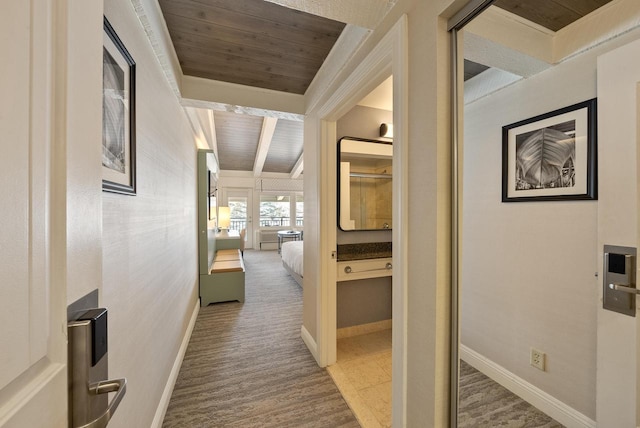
218;206;230;236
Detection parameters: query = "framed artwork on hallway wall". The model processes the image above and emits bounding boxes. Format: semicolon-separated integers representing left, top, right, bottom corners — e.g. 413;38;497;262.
102;17;137;195
502;98;597;202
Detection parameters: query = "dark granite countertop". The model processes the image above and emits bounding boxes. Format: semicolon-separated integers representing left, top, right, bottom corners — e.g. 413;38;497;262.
337;242;392;261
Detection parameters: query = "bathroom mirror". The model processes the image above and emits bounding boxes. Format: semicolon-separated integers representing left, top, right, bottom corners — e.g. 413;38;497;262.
338;137;392;231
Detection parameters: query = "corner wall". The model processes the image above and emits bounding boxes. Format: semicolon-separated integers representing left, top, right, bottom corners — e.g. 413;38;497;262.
461;29;635;421
101;1;198;427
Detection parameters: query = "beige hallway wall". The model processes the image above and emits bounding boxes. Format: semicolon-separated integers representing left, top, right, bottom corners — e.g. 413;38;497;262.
101;0;199;426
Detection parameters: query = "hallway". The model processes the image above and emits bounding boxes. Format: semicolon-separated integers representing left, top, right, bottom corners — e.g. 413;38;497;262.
162;250;358;427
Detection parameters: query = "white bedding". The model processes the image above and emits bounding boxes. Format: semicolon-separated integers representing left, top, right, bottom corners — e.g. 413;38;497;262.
281;240;303;277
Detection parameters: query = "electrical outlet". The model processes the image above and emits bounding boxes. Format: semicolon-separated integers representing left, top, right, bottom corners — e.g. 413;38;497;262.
530;348;546;371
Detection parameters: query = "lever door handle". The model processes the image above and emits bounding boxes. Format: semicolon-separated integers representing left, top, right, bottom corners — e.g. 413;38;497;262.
609;283;640;295
78;378;127;428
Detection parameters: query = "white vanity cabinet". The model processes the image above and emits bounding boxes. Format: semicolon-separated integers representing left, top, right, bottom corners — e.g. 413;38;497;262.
337;257;392;281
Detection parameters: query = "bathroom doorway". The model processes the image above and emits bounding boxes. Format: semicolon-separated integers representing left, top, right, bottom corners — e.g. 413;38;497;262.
328;77;395;427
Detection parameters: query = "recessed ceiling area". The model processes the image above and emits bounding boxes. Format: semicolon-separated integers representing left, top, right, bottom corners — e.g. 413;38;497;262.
493;0;614;32
158;0;346;94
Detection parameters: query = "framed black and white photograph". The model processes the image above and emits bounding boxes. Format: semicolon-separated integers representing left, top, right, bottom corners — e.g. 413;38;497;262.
502;99;597;202
102;17;136;195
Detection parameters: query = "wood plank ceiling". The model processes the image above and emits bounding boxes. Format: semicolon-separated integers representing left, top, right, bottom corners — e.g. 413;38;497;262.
158;0;346;94
493;0;613;32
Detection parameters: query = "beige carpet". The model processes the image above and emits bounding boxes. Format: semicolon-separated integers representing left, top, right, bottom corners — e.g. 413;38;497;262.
162;250;359;428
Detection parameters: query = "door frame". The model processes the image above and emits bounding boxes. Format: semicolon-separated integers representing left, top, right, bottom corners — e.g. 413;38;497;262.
314;15;409;425
224;187;254;248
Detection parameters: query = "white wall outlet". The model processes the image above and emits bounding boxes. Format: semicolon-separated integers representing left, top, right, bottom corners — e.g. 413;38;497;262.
530;348;546;371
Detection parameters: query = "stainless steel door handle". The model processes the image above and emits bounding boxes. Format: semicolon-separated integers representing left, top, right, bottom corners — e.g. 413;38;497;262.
609;283;640;295
68;308;127;428
80;378;127;428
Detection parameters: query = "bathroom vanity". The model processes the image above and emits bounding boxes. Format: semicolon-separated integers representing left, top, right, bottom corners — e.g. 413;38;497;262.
336;242;392;280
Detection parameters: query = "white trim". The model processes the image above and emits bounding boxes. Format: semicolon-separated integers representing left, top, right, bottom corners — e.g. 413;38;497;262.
0;363;65;425
460;345;596;428
313;14;408;426
315;26;394;120
305;25;372;114
181;76;305;117
151;299;200;428
391;16;409;426
301;325;319;363
290;155;304;179
131;0;183;97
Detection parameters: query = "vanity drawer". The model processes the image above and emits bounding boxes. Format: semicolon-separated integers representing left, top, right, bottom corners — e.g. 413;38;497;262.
337;258;392;281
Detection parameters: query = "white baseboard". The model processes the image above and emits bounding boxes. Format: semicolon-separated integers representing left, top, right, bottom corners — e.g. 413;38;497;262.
460;345;596;428
151;299;200;428
301;325;319;363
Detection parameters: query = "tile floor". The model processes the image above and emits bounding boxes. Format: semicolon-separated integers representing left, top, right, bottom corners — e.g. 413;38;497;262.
327;329;392;428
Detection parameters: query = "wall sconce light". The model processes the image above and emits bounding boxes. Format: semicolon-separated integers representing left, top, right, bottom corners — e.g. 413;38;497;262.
380;123;394;138
218;206;231;236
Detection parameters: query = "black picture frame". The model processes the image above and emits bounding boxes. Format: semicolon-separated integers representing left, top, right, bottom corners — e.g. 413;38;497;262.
502;99;597;202
102;17;136;195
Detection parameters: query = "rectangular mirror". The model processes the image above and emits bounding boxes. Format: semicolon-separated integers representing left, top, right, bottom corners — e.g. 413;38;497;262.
338;137;392;231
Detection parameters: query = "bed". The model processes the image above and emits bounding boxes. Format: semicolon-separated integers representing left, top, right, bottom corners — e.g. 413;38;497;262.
281;240;303;287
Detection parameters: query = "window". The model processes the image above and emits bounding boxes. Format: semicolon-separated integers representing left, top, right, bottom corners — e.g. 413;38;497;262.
260;194;291;227
228;196;248;232
259;193;303;227
296;194;303;226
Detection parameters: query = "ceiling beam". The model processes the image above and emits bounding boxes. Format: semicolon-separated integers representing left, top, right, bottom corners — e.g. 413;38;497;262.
290;154;304;178
181;75;305;118
263;0;394;29
253;117;278;177
184;106;221;157
197;109;218;160
464;32;551;78
464;6;554;65
206;110;218;158
554;0;640;62
183;107;209;150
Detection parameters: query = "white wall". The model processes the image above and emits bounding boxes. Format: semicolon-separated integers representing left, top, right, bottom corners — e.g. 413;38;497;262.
462;27;640;421
101;1;198;427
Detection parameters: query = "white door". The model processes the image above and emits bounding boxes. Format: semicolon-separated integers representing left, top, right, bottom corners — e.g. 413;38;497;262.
226;189;254;248
596;37;640;427
0;1;68;426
